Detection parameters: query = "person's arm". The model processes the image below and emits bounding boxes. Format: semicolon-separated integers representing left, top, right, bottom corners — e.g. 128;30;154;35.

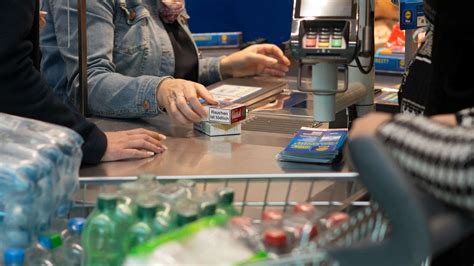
42;0;168;118
1;0;168;163
0;0;106;164
351;112;474;210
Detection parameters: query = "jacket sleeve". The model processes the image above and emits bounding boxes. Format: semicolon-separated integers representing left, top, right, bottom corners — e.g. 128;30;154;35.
0;0;107;164
376;113;474;210
42;0;168;118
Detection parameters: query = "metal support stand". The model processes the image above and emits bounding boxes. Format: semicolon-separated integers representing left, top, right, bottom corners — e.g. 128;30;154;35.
77;0;88;116
351;57;375;117
312;63;338;122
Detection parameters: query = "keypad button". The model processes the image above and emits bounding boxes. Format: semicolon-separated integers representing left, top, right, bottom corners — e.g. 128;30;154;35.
331;39;342;47
318;42;329;48
305;38;316;48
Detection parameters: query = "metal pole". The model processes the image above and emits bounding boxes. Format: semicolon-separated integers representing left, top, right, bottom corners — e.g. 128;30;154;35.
312;63;338;122
77;0;88;116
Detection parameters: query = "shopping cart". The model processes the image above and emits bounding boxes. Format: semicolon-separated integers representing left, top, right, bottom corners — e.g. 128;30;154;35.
254;137;474;266
74;172;368;223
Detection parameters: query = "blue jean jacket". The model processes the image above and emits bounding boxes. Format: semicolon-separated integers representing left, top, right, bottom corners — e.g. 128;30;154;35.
40;0;222;118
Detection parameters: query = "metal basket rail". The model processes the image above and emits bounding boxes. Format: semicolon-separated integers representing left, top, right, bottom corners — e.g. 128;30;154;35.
74;173;368;222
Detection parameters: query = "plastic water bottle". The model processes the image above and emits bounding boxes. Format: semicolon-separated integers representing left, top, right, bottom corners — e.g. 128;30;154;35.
2;248;25;266
25;233;62;266
82;194;131;266
175;199;199;227
54;218;85;266
193;192;218;217
215;188;240;216
123;203;160;252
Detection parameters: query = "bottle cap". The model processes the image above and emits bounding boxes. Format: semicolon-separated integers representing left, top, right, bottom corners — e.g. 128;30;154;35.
216;188;235;205
176;212;198;227
230;216;253;227
264;229;287;247
67;218;86;234
97;194;118;211
326;212;349;228
3;248;25;265
199;201;217;217
39;233;63;250
293;203;315;216
137;203;158;219
262;210;283;222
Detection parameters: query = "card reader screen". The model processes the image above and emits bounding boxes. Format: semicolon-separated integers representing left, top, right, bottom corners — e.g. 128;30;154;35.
299;0;352;17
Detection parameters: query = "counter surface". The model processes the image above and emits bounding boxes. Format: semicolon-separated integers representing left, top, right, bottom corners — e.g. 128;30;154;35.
80;114;356;181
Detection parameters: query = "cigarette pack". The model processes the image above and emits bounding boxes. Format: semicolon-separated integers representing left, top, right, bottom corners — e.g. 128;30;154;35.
203;103;247;125
194;121;241;137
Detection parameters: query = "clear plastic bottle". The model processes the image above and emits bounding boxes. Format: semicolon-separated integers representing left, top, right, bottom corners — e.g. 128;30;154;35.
54;218;85;266
123;203;159;252
261;209;284;228
292;202;315;218
155;183;186;204
25;233;62;266
263;228;288;257
177;179;197;199
215;188;240;216
2;248;25;266
82;194;129;266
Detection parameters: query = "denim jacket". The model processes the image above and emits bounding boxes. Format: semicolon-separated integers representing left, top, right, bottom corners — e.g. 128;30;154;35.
40;0;222;118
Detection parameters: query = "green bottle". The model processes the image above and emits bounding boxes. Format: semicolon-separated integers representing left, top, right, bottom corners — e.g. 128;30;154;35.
82;194;129;266
215;188;240;216
155;202;174;235
175;199;199;227
123;203;159;252
119;175;160;213
194;192;218;218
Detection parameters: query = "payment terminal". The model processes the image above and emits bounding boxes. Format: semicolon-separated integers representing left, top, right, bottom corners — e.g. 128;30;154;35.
290;0;375;122
290;0;358;64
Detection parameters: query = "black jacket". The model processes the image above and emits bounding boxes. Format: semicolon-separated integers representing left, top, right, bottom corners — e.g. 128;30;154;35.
0;0;106;164
424;0;474;115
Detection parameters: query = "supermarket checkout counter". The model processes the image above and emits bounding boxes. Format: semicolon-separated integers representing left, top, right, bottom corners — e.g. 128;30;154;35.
79;89;355;180
79;74;399;181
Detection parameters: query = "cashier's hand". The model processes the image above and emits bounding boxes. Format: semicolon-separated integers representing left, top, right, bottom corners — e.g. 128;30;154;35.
101;128;168;162
349;112;393;138
220;44;291;78
157;79;218;124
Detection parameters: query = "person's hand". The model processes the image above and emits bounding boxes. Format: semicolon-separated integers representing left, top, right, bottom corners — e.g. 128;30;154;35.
101;128;168;162
157;79;218;124
220;44;291;78
349;112;393;138
431;114;457;126
40;11;47;30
